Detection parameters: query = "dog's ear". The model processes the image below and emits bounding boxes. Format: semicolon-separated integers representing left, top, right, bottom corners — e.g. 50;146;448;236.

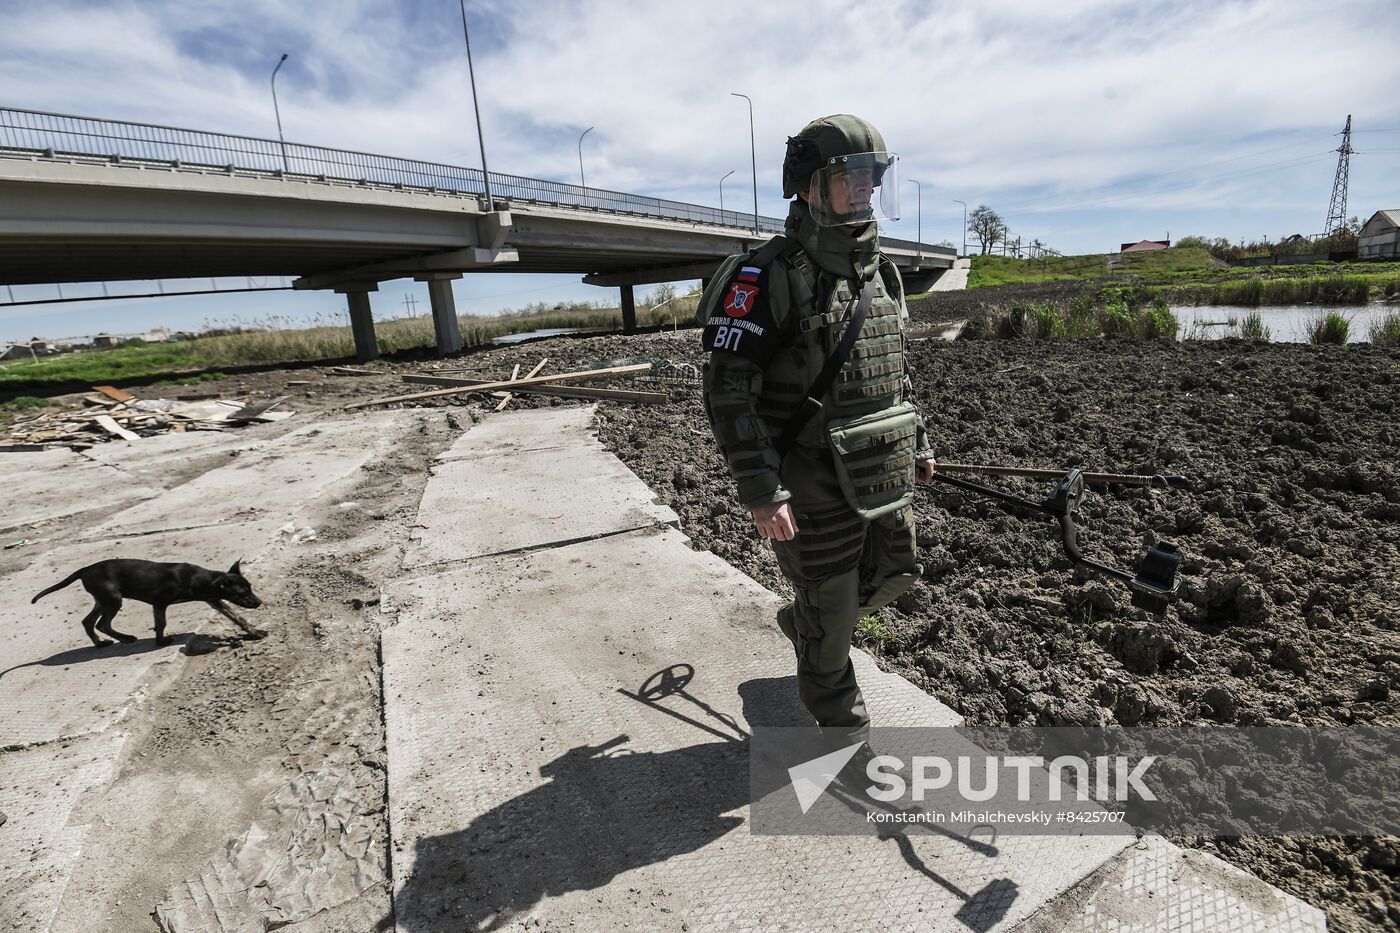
229;558;243;576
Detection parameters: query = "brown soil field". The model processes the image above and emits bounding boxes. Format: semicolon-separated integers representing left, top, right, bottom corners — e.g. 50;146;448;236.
35;325;1397;931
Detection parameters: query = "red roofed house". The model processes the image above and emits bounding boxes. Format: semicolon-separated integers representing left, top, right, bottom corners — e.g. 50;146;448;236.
1120;239;1171;253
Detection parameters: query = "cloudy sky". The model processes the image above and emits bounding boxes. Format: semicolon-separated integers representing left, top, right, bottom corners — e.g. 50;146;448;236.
3;0;1399;341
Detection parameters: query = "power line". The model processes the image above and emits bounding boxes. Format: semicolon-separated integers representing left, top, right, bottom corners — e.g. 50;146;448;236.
1001;151;1333;219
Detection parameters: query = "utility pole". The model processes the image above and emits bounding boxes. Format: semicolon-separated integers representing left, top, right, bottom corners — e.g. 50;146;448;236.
1324;114;1354;236
270;53;289;172
730;92;759;234
458;0;494;208
402;293;420;315
953;199;967;257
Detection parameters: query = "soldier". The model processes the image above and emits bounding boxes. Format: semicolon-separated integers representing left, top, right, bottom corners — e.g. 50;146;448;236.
697;114;936;752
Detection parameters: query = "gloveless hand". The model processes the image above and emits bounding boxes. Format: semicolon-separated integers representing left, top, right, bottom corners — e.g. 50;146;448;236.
751;501;798;541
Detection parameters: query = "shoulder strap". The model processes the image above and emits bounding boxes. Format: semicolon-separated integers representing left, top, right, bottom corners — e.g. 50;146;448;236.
746;233;796;268
774;276;877;459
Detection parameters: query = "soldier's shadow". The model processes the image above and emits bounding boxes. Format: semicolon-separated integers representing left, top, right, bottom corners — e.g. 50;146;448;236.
381;672;1013;933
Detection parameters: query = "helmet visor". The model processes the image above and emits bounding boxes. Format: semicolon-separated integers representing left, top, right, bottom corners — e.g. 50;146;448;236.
805;151;899;227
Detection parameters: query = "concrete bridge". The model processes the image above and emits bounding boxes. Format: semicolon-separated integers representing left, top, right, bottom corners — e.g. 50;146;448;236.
0;108;955;359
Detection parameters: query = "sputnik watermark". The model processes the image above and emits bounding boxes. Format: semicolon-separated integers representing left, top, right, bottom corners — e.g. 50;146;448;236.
751;726;1400;837
785;742;1155;814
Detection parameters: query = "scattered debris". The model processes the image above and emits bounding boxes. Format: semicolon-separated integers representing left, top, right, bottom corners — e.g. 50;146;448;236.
346;362;653;410
405;373;668;405
4;386;296;449
494;358;548;413
330;366;380;376
91;384;134;402
4;539;30;549
279;523;317;544
94;413;141;442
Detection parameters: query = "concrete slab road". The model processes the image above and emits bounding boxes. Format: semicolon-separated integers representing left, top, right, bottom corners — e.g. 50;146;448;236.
380;404;1325;933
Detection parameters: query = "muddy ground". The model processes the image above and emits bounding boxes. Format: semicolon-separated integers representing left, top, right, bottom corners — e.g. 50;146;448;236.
21;323;1397;930
428;329;1397;931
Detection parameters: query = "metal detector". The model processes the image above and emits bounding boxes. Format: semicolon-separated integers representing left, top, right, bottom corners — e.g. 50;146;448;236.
925;463;1188;615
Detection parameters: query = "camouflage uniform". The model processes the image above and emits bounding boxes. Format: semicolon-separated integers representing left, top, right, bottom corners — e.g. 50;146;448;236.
698;115;932;740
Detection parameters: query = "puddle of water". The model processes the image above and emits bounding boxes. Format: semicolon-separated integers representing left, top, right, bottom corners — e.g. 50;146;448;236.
490;327;586;345
1172;304;1395;343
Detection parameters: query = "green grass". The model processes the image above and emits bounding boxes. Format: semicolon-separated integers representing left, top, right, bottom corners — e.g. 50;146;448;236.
0;297;701;392
1306;311;1351;345
967;249;1400;298
1237;311;1272;341
964;289;1178;342
967;247;1223;288
1368;310;1400;346
854;614;899;654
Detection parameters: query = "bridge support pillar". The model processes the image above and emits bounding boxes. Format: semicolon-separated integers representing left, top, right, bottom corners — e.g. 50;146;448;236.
345;290;379;361
334;283;381;361
620;284;636;335
419;274;463;356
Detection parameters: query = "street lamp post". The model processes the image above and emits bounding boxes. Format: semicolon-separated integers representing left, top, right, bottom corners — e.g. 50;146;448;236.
953;199;967;258
270;53;289;173
457;0;494;207
577;126;593;188
730;92;758;234
719;169;735;216
909;178;923;265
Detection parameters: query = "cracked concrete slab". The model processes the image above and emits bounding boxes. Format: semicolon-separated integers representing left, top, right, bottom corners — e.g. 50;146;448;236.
404;405;675;567
1039;835;1326;932
88;414;406;538
1;448;161;532
379;406;1325;932
433;406;598;461
382;525;1124;932
0;410;424;933
1;520;285;749
0;731;125;933
74;428;274;485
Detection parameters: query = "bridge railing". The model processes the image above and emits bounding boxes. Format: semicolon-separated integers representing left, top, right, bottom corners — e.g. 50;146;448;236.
0;107;947;257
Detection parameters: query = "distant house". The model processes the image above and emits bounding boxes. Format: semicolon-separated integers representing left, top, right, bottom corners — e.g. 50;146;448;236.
1359;210;1400;260
1;338;53;360
1120;239;1171;253
92;332;119;348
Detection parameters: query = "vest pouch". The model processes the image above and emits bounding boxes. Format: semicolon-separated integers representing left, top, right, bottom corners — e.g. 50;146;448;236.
825;402;919;520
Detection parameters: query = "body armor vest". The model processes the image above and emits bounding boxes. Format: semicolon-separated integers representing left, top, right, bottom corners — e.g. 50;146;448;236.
755;245;909;450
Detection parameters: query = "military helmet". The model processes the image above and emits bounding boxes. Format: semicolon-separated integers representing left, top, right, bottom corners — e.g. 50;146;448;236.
782;114;899;227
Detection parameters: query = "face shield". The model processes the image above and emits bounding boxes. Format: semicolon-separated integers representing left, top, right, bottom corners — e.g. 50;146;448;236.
805;151;899;228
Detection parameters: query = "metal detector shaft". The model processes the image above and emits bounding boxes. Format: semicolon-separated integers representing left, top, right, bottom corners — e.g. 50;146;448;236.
932;462;1190;490
925;471;1181;613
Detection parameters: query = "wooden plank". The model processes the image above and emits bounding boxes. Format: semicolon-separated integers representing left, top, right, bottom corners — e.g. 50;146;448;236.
95;414;141;441
223;396;289;423
402;374;667;404
331;366;381;376
494;359;548;413
347;363;650;410
92;385;134;402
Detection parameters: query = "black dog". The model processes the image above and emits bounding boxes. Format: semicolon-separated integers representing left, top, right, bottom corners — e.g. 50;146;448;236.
32;559;265;647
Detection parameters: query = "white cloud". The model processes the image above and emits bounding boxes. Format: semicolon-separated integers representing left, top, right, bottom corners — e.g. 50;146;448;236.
1;0;1397;332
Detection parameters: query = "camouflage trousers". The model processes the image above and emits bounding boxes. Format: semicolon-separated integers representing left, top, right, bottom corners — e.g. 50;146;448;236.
771;446;919;740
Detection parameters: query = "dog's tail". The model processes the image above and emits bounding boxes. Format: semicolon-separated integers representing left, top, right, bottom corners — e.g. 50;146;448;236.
32;570;82;604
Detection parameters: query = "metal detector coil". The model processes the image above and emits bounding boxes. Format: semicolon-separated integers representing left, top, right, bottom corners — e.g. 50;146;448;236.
926;466;1186;617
